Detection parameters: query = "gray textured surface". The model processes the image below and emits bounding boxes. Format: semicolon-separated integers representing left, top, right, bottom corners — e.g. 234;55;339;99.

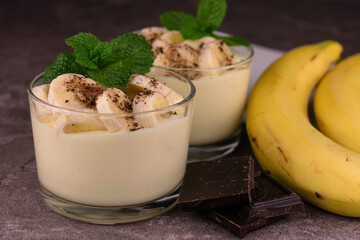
1;0;360;239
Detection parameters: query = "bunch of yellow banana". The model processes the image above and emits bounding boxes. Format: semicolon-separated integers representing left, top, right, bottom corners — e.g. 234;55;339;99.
246;41;360;217
314;54;360;153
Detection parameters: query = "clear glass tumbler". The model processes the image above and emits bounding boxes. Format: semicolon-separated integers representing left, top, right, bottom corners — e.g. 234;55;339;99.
160;44;253;162
28;67;195;224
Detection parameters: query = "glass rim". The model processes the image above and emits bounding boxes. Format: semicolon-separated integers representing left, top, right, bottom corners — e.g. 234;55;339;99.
27;66;196;116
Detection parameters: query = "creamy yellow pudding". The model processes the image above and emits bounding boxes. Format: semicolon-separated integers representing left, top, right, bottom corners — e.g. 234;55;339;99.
190;58;250;145
140;27;253;145
31;113;191;206
29;71;194;206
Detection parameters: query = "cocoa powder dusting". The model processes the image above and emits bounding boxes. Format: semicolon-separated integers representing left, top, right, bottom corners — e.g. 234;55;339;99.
148;78;159;88
63;75;103;109
107;88;132;112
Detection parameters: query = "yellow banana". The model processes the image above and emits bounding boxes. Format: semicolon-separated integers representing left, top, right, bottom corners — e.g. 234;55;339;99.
314;54;360;153
246;41;360;217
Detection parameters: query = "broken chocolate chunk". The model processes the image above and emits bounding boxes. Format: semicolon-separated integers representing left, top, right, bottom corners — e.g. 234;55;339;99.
178;156;254;211
245;172;304;219
199;172;304;238
200;209;284;238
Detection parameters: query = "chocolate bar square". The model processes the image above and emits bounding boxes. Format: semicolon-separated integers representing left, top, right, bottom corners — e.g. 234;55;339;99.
178;156;254;211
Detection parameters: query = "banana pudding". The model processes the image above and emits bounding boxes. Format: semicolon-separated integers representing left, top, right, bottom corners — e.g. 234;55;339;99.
140;27;253;146
29;71;194;207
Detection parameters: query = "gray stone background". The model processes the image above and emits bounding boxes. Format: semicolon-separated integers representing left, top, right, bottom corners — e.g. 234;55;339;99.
1;0;360;239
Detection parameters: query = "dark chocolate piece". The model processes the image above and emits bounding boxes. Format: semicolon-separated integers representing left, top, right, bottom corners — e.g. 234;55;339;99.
237;172;304;219
229;125;304;218
200;173;304;238
178;156;254;211
200;209;284;238
186;124;304;238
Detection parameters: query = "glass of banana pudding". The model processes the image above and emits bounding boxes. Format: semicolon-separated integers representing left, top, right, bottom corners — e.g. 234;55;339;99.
140;28;253;161
28;67;195;224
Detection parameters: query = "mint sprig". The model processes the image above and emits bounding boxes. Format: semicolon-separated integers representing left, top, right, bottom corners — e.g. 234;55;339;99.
43;52;87;81
160;11;197;31
160;0;250;47
43;33;154;87
197;0;227;30
65;33;102;70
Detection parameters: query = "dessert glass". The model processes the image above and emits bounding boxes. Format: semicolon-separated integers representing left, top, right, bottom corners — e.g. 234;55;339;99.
162;44;253;162
28;67;195;224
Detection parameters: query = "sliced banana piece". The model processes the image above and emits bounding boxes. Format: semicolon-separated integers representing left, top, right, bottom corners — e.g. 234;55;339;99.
152;39;169;56
198;40;234;69
96;87;140;132
183;36;216;51
153;44;200;79
130;75;185;127
96;87;132;114
48;73;103;111
47;73;105;133
55;112;106;133
129;74;183;105
33;84;50;102
139;27;168;45
133;91;169;128
32;84;54;123
152;30;184;56
156;43;199;69
159;31;184;44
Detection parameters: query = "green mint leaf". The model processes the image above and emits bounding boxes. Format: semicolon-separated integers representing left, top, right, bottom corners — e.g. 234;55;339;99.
89;42;112;67
160;11;197;30
87;64;130;88
214;35;250;46
44;33;154;87
197;0;227;30
111;33;153;75
43;52;86;83
65;32;100;51
180;25;210;40
65;33;101;70
75;52;99;69
159;0;249;46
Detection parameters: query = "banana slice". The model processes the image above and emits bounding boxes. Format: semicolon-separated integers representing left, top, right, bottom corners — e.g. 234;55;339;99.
32;84;55;124
130;75;185;127
55;113;106;133
159;31;184;44
198;40;234;69
96;87;140;132
133;91;169;128
96;87;132;114
152;39;169;56
139;27;168;45
155;43;199;69
183;36;216;51
153;44;200;79
129;74;183;105
47;73;105;132
33;84;50;102
152;31;184;56
48;73;103;111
